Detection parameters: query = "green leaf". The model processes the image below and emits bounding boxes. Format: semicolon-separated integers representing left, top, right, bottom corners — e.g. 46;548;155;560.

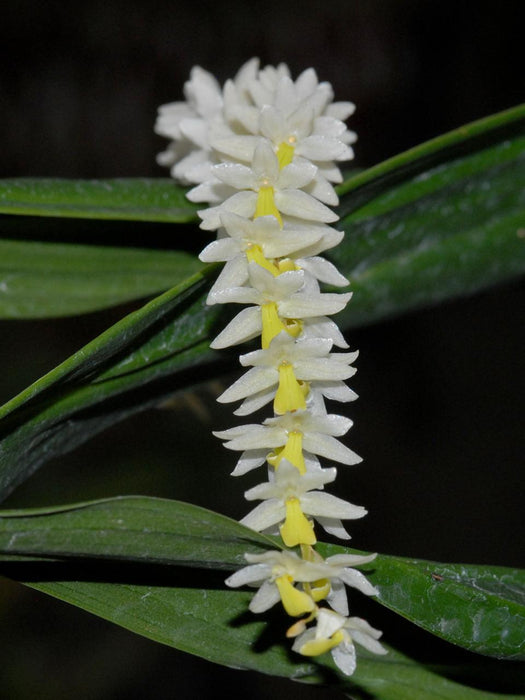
0;270;223;498
0;496;276;569
332;104;525;327
0;105;523;493
0;239;204;318
0;178;198;222
13;582;520;700
0;496;523;661
318;543;525;662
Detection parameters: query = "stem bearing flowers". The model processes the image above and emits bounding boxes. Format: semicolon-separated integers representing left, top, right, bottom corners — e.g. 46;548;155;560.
156;58;386;675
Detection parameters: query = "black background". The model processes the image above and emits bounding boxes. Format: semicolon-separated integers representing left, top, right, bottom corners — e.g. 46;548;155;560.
0;1;523;698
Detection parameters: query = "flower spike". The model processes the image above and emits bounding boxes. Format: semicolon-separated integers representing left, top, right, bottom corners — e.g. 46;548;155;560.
156;58;384;677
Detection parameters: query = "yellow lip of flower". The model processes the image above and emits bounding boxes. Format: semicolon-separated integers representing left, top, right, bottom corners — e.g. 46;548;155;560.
286;609;317;638
246;244;280;276
261;304;303;349
298;629;345;657
280;496;317;547
308;578;331;603
274;362;307;415
275;574;316;617
254;185;282;226
276;140;295;169
283;317;303;338
261;302;287;349
277;258;299;273
267;430;305;474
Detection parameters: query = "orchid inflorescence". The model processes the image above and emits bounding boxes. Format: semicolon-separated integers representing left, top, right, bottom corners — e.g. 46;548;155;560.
155;58;386;676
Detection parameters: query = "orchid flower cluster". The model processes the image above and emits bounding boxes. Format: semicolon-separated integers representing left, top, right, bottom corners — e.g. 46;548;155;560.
155;59;386;676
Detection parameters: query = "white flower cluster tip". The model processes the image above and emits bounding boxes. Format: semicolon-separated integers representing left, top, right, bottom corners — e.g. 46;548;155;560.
156;58;386;675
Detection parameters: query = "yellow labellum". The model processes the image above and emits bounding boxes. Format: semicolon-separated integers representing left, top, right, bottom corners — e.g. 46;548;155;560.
283;317;303;338
246;245;280;276
261;302;287;349
276;140;295;169
308;579;331;603
280;497;316;546
277;258;298;273
267;431;305;473
274;362;307;415
254;186;282;226
275;575;315;617
299;630;345;657
261;304;303;349
286;610;316;638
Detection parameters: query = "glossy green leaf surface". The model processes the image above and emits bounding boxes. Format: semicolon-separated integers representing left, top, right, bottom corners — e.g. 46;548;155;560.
0;178;198;222
15;582;521;700
332;106;525;328
319;543;525;662
0;106;523;497
0;271;222;498
0;239;203;317
0;496;274;569
0;496;523;661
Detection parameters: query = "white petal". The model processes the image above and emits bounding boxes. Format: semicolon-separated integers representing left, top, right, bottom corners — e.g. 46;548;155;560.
231;449;267;476
275;189;339;223
325;101;356;120
326;553;377;567
294;358;355;382
199;238;240;263
313;381;357;403
327;579;349;616
299;135;350;161
338;568;379;597
213;162;255;189
281;291;351;319
198;191;256;229
259;105;287;143
303;175;339;206
302;317;349;348
299;256;349;286
278;160;317;190
217;366;277;403
241;500;285;531
316;517;351;540
252;140;279;181
249;580;281;613
208;285;260;306
303;433;361;465
301;492;367;520
207;257;249;298
179;118;210;149
234;387;275;416
225;563;270;588
210;307;261;349
223;426;285;451
211;135;259;161
332;639;356;676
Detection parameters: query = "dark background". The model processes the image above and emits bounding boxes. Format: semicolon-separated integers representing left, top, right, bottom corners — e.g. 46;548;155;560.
0;1;523;698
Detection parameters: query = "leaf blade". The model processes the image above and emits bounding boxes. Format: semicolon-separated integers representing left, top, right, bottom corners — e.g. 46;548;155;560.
0;239;204;318
0;178;199;222
0;496;523;661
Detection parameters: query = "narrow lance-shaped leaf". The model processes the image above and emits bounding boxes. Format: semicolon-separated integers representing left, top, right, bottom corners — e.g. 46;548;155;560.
0;496;523;661
14;581;522;700
0;178;199;222
0;269;225;498
0;239;204;318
